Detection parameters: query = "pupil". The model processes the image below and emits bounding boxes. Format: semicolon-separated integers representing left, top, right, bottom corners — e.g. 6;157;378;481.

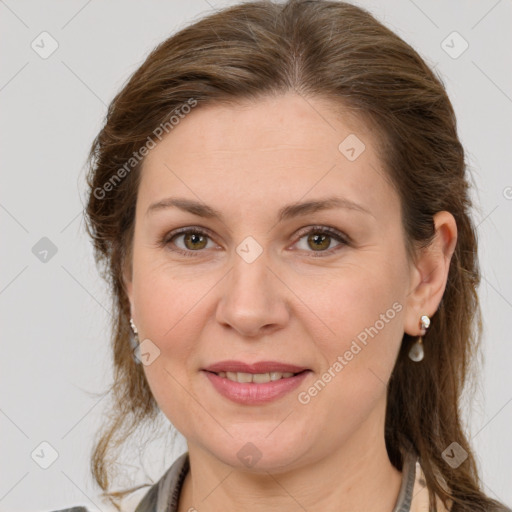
186;233;206;249
309;233;330;250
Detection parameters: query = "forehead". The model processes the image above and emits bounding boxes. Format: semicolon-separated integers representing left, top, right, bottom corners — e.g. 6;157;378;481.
138;93;397;222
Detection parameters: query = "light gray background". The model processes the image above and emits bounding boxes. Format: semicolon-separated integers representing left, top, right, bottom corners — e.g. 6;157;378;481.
1;1;511;511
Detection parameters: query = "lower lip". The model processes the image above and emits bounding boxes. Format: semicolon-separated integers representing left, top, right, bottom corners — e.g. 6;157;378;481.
203;370;310;405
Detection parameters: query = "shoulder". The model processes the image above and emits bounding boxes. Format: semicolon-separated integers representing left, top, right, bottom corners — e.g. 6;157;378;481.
42;453;190;512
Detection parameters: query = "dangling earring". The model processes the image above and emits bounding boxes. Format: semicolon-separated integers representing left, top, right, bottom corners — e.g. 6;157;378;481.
129;317;140;347
408;314;430;362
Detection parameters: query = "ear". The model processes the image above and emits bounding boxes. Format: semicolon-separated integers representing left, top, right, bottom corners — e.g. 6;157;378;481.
404;211;457;336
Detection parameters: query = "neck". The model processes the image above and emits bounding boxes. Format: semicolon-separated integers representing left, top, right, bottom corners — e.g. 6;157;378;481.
178;402;403;512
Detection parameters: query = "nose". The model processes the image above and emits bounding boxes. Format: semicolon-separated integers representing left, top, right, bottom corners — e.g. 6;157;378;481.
215;251;290;338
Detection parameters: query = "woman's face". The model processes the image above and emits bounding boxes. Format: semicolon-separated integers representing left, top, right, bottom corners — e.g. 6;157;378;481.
125;92;417;472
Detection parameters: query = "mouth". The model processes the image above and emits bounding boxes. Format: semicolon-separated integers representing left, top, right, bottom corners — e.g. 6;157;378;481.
201;360;311;405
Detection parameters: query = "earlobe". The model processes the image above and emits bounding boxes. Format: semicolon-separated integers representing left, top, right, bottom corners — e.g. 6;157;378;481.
404;211;457;336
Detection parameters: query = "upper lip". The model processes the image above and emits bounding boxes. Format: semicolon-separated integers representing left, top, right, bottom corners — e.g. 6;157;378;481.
203;360;309;374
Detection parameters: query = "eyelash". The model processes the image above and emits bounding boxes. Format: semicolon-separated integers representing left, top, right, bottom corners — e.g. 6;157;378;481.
159;225;350;258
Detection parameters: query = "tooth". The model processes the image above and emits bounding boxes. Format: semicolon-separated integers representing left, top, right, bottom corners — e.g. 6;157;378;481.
221;371;297;383
252;372;271;383
237;372;253;383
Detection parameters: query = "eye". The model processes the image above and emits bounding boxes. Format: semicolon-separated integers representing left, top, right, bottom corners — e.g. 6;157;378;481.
293;226;349;256
162;228;217;257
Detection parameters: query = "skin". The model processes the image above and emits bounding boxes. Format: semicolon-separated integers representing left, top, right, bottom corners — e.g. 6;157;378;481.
123;92;457;512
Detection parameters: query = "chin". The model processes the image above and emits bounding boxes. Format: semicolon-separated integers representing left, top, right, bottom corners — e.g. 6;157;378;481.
199;428;313;474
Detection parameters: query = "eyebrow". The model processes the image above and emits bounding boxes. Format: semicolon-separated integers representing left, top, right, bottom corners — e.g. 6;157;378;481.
146;196;374;221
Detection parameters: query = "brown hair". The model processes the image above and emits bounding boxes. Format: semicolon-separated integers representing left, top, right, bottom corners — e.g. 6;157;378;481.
84;1;507;510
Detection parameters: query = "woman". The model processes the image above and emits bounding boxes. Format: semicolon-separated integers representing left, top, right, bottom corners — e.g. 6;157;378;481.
53;0;511;511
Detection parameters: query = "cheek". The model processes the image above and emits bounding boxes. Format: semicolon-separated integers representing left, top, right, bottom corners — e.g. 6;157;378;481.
131;249;211;344
293;273;404;447
131;260;216;432
133;271;209;369
303;261;405;393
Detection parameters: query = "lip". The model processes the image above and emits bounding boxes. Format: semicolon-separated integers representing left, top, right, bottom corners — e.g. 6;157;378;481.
202;365;311;405
203;360;309;373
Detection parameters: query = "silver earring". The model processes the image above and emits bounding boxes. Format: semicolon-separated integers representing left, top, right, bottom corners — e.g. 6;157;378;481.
129;318;142;365
129;317;140;348
408;314;430;362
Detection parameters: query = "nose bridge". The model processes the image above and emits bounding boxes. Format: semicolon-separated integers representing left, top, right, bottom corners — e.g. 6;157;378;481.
215;244;289;337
